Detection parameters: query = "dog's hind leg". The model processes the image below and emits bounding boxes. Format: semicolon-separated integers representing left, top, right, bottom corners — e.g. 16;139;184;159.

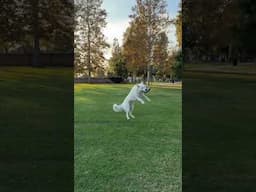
129;103;135;118
126;111;130;120
129;113;135;119
129;111;135;118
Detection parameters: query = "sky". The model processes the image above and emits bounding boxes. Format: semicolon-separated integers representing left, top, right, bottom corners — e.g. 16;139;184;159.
102;0;181;59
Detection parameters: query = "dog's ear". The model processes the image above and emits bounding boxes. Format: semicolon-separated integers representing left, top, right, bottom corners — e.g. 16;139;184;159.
139;81;145;86
141;80;147;85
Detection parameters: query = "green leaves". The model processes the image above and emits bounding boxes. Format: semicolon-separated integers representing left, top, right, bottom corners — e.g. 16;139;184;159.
75;0;108;78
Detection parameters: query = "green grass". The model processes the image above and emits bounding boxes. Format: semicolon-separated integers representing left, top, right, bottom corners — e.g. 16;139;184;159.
183;71;256;192
75;83;182;192
0;67;73;192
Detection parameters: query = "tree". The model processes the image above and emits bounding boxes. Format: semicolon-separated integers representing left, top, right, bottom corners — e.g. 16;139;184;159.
75;0;108;81
153;32;169;78
123;18;148;81
238;0;256;57
130;0;171;84
108;38;128;78
182;0;241;63
175;4;182;49
0;0;73;65
29;0;73;65
0;0;24;53
171;50;182;80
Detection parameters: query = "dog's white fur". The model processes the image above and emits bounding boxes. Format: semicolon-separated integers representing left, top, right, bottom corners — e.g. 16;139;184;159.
113;82;151;120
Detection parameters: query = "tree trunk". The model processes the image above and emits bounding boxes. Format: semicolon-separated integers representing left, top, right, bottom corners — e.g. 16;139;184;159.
132;71;136;83
87;35;91;83
32;0;40;67
146;0;153;86
33;31;40;67
228;43;232;63
4;47;9;54
146;29;152;85
88;69;91;83
87;4;91;83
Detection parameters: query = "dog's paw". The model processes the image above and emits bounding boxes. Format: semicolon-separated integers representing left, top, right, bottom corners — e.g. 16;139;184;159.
130;114;135;119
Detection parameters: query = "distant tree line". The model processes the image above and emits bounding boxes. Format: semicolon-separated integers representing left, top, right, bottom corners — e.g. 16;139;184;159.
108;37;182;82
107;0;182;82
183;0;256;64
74;0;182;82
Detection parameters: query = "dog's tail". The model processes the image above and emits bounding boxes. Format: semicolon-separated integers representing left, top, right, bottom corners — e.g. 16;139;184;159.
113;104;122;112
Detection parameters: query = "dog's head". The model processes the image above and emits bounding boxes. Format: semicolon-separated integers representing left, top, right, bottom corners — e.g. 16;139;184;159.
137;82;151;93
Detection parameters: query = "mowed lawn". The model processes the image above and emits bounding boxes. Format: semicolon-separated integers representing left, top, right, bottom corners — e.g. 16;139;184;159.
0;67;73;192
183;71;256;191
75;83;182;192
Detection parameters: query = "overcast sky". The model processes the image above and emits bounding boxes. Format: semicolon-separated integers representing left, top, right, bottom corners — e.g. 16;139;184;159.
102;0;180;59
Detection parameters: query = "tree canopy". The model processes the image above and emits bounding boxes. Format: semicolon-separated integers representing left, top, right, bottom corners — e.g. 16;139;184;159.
75;0;109;79
183;0;256;63
0;0;73;54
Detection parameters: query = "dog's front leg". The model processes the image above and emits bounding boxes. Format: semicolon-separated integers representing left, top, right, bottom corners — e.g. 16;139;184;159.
142;94;151;102
136;96;145;104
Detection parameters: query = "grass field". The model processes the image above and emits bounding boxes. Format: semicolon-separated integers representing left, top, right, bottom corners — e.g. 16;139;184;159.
75;83;182;192
3;66;255;191
0;67;73;192
183;71;256;191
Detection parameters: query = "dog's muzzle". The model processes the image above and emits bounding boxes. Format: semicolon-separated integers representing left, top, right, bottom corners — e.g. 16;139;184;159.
143;87;151;93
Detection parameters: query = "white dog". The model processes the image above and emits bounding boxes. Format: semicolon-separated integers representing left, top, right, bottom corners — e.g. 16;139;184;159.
113;82;151;120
